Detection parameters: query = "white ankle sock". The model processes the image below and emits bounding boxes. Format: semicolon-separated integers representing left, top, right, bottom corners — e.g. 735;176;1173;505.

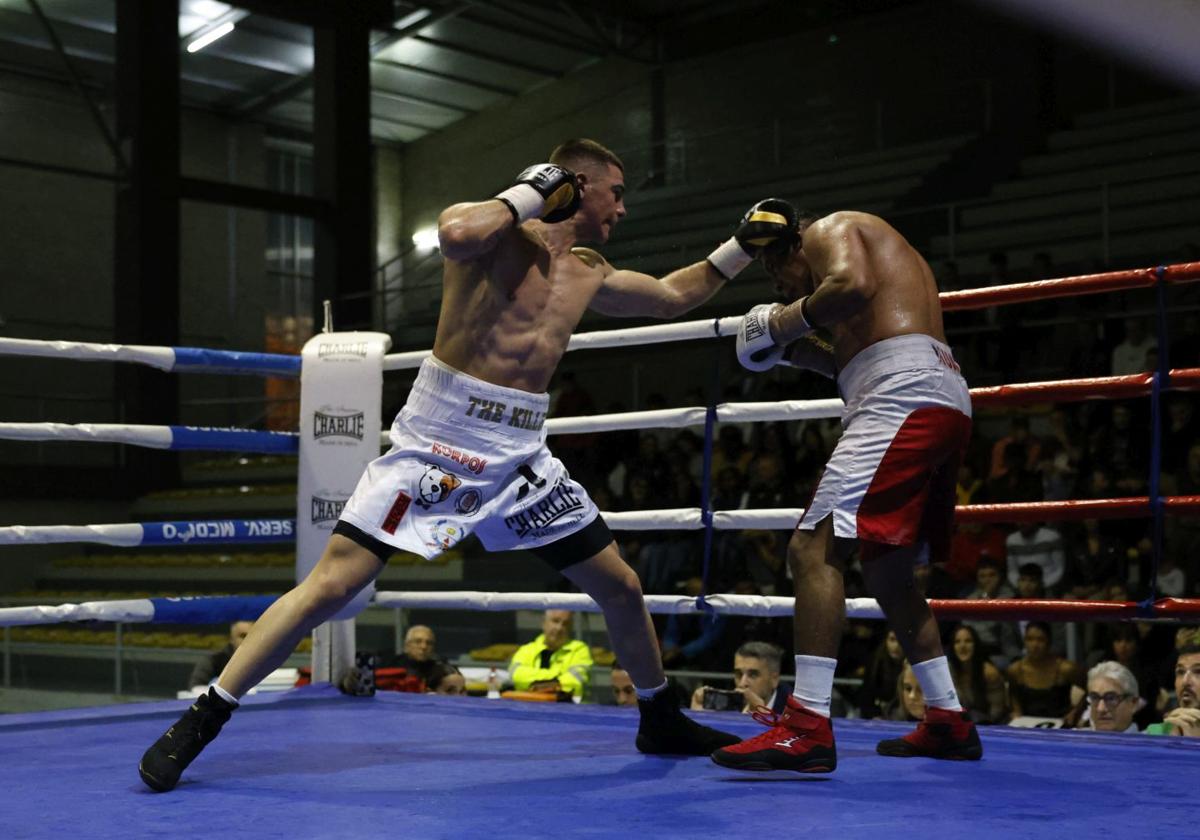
635;680;668;701
791;655;837;718
911;656;962;711
211;683;240;706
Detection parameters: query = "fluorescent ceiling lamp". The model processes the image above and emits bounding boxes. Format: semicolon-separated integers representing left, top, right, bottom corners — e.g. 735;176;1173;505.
186;20;235;53
190;0;232;18
412;227;440;251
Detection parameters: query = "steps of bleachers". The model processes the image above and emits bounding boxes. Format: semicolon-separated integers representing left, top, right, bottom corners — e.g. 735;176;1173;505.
1048;107;1200;151
1020;126;1199;177
989;151;1199;202
1072;96;1200;129
960;172;1200;229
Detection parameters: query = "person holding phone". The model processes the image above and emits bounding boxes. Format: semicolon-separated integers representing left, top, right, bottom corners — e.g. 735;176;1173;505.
691;642;791;715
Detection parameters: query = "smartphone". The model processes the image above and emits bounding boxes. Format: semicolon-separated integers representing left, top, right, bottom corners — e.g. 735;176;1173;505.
702;688;742;712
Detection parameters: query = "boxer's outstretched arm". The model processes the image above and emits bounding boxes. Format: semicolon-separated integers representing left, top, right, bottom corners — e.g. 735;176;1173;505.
588;257;728;319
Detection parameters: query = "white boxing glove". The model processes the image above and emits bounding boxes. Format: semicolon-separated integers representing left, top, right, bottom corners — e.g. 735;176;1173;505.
736;303;785;372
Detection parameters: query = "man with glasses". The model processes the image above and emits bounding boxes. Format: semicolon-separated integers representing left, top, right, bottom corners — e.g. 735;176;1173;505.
1086;660;1140;733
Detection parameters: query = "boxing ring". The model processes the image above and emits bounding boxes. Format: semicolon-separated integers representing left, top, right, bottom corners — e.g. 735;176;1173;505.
2;262;1200;838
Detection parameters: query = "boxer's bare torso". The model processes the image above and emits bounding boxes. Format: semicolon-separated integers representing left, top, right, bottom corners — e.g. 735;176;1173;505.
433;226;607;394
771;211;946;370
433;159;728;394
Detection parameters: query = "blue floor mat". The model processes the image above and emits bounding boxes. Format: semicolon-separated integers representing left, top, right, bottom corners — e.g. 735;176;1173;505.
1;686;1195;840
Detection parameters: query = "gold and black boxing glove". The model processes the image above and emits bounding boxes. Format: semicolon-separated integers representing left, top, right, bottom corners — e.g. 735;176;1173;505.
708;197;800;280
494;163;581;224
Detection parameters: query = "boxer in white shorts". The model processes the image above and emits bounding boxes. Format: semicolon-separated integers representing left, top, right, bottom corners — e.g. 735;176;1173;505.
713;205;983;775
336;355;611;570
141;139;799;792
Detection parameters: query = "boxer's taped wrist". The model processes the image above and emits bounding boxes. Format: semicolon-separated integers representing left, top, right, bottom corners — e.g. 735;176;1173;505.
494;184;545;224
707;237;754;280
795;295;816;336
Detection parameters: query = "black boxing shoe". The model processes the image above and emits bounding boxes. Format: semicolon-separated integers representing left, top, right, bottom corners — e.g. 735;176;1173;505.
635;687;740;756
138;687;236;792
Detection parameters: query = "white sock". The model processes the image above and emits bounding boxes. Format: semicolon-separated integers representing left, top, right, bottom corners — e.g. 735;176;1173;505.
791;655;837;718
635;679;668;701
211;683;240;707
911;656;962;711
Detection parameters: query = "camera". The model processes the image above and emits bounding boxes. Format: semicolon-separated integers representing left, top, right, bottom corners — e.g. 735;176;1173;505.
702;687;743;712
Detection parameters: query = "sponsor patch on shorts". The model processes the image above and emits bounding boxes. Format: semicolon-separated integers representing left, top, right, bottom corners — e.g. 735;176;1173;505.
382;490;412;534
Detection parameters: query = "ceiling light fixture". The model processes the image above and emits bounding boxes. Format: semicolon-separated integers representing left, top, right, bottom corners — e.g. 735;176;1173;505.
186;20;236;53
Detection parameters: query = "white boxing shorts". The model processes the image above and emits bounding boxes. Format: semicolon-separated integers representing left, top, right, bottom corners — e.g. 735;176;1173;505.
797;333;972;563
336;357;612;569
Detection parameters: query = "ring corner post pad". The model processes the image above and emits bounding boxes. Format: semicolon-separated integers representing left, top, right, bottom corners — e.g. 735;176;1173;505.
296;331;393;684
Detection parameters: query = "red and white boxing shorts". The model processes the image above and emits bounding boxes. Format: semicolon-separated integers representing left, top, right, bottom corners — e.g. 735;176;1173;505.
338;356;604;562
797;334;971;562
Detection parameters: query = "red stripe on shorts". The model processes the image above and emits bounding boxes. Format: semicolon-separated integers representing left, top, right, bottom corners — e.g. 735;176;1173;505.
382;490;412;534
856;406;971;559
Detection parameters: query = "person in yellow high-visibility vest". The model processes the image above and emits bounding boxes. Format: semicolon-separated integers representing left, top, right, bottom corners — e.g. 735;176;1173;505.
509;609;593;699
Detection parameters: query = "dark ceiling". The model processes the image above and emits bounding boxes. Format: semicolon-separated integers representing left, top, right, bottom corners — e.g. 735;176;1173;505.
0;0;917;146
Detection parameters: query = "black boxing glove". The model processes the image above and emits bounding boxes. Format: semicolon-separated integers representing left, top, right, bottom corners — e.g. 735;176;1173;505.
494;163;581;224
708;197;800;280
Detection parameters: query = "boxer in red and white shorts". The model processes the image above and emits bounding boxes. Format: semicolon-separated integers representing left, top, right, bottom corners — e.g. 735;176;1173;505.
798;332;971;563
712;203;983;774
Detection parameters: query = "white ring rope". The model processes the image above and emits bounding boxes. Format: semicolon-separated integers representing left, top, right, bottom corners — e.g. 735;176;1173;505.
374;399;845;446
600;508;803;530
0;337;177;370
0;422;174;448
375;591;885;618
381;316;743;371
0;592;883;627
0;524;145;547
0;600;156;626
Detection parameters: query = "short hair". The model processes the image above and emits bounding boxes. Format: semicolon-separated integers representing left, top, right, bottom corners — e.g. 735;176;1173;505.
976;557;1001;572
1017;563;1044;581
549;138;624;173
1088;660;1138;697
1178;644;1200;661
735;641;784;673
426;661;462;692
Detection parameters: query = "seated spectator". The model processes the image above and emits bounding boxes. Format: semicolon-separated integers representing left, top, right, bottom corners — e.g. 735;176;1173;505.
1086;623;1162;730
188;620;253;691
948;624;1008;724
989;416;1041;481
1145;642;1200;737
426;662;466;696
661;576;729;671
689;641;791;715
1063;518;1125;600
962;558;1022;666
857;629;905;719
1007;622;1080;722
1005;521;1066;594
508;610;593;700
383;624;444;684
980;442;1043;503
609;662;637;707
886;660;925;722
945;520;1007;590
1083;661;1141;733
1110;317;1156;376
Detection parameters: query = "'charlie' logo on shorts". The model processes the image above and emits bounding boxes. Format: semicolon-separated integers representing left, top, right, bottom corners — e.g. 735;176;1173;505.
314;410;365;441
503;478;585;539
416;464;462;509
311;495;347;525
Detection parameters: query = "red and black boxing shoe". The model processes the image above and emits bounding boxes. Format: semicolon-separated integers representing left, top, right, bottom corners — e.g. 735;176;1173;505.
711;696;837;773
876;706;983;760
